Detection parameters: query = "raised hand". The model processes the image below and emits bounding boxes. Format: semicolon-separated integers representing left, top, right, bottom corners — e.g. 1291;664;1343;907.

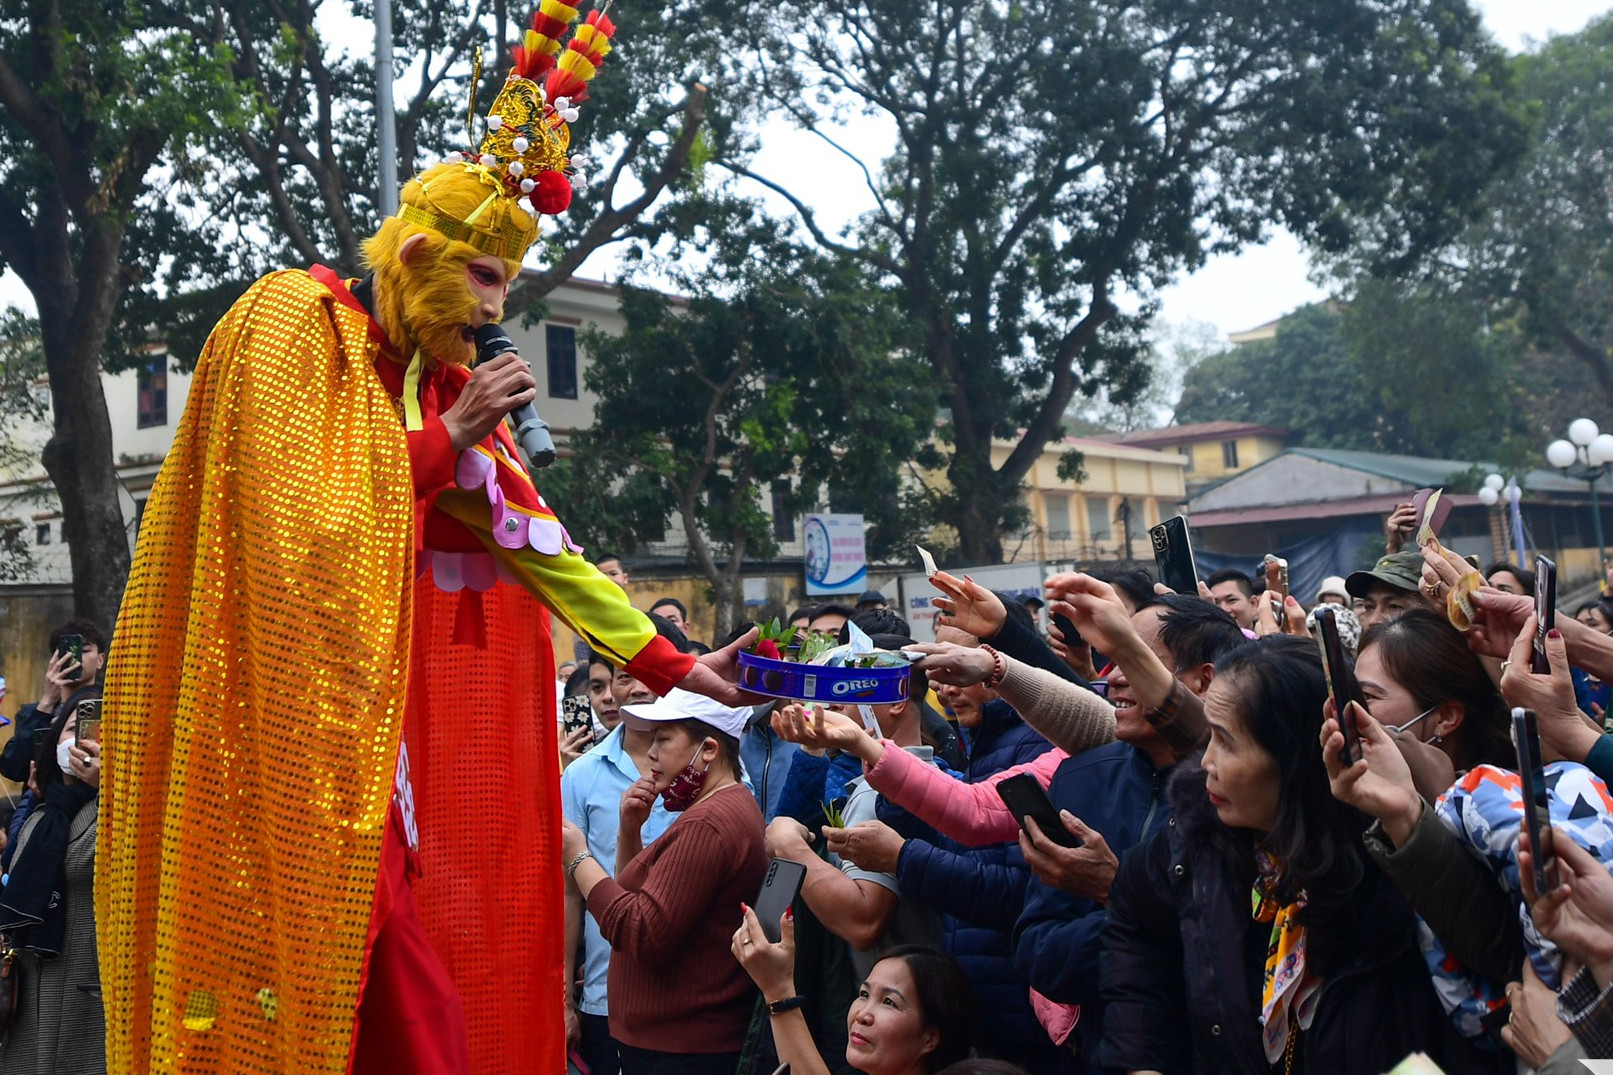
772;703;879;762
823;820;904;873
1019;812;1118;903
901;642;995;688
1498;614;1600;764
1320;700;1422;846
1518;824;1613;987
1042;573;1136;657
678;626;767;707
929;570;1008;640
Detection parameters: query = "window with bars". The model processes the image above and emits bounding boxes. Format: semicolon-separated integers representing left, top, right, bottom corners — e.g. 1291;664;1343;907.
138;355;168;428
546;325;578;399
1045;495;1072;540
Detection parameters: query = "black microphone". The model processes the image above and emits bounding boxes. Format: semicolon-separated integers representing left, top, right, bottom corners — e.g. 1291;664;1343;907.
474;323;556;468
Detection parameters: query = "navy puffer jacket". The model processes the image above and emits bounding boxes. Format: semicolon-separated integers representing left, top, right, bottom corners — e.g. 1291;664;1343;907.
893;698;1058;1069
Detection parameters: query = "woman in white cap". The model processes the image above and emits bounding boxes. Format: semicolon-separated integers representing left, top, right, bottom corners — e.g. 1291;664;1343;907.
560;688;767;1075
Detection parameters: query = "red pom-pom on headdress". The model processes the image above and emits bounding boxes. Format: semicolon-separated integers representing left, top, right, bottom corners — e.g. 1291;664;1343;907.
530;169;573;214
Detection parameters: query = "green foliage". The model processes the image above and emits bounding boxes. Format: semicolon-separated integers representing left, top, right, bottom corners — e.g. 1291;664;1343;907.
744;0;1526;560
1334;15;1613;416
1174;296;1539;469
543;195;934;629
1176;305;1379;448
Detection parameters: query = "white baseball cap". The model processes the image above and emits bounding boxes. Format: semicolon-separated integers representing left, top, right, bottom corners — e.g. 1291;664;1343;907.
621;688;751;739
1317;575;1349;601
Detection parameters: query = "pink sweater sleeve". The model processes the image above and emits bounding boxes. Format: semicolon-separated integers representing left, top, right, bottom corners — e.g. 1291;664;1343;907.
862;742;1066;846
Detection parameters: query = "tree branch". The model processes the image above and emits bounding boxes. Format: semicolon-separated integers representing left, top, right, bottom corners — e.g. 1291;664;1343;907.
521;85;710;297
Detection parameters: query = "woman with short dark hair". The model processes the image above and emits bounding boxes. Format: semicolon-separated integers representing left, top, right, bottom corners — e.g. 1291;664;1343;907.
0;703;103;1075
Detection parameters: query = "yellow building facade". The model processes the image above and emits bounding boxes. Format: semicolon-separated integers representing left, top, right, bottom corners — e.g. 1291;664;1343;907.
1103;421;1290;491
987;436;1189;564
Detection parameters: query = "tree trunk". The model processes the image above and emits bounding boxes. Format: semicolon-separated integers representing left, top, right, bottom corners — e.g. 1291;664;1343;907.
943;439;1008;566
37;291;131;634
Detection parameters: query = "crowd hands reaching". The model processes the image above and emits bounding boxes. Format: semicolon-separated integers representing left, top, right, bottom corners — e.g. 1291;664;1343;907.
553;521;1613;1075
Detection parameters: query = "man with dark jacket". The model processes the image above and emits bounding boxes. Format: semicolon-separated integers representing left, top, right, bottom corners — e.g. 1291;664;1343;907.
1;620;107;785
1;620;107;873
1012;595;1244;1070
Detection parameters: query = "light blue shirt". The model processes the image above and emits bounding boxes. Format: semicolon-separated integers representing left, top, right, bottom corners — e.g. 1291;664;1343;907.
560;724;675;1016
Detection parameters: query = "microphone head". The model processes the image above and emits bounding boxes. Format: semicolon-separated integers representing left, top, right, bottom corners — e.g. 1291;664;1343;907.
474;322;517;362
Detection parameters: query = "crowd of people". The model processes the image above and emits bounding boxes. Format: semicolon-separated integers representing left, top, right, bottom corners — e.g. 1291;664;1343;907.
548;518;1613;1074
7;518;1613;1074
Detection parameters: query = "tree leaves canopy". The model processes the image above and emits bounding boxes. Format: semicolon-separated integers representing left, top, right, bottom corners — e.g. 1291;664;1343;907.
739;0;1526;560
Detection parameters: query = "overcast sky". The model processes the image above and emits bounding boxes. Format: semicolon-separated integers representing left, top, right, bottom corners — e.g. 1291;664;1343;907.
2;0;1607;343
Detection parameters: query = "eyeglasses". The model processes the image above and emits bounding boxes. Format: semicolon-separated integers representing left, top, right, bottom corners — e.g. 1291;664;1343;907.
1386;704;1438;736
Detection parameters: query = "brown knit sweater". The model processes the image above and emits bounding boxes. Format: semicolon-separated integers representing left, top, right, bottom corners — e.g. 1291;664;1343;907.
587;783;768;1053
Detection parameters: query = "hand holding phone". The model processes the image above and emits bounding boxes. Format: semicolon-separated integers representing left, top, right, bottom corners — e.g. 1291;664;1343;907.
560;695;594;740
1512;707;1560;897
754;858;807;943
75;699;102;746
1150;516;1199;596
996;773;1081;849
1532;555;1557;675
55;634;83;680
1315;607;1363;765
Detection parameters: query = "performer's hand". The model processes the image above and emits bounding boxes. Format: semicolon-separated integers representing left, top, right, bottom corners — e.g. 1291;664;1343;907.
619;775;658;834
678;627;768;706
442;352;537;452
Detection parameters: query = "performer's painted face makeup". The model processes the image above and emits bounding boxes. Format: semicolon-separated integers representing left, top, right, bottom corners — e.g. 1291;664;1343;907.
401;249;510;366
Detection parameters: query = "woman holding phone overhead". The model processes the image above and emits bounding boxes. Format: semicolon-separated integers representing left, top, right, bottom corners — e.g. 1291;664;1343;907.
0;701;104;1075
560;689;767;1075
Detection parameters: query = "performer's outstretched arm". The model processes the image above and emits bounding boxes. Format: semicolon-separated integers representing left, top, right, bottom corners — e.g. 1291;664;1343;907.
434;489;758;703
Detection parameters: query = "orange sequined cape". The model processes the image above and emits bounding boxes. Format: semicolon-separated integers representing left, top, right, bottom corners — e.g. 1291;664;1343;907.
100;269;415;1073
103;267;696;1075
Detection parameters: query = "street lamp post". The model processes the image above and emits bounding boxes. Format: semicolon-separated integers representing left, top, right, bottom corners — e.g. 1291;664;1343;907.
1477;472;1522;564
1547;419;1613;569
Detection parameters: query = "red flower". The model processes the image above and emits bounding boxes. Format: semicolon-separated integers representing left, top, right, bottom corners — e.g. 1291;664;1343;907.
753;639;781;660
529;170;573;215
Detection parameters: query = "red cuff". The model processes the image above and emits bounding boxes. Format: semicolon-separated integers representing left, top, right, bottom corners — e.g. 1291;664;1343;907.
407;418;458;495
624;634;697;697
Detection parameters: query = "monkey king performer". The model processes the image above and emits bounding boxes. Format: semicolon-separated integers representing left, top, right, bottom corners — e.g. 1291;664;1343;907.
98;7;740;1073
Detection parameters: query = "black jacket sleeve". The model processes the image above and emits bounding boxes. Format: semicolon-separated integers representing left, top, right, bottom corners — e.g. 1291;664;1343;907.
0;704;45;783
1098;826;1192;1073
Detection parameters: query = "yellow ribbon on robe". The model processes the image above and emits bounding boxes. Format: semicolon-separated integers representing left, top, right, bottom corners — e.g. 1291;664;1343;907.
100;269;415;1074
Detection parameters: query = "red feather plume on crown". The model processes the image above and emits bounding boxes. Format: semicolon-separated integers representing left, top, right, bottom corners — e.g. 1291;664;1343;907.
461;1;617;218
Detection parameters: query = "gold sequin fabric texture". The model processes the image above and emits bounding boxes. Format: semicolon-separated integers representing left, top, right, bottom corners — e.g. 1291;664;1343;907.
100;270;415;1073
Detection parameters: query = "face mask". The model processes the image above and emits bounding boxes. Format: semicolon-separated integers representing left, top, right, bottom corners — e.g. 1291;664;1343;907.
56;740;75;778
659;742;710;812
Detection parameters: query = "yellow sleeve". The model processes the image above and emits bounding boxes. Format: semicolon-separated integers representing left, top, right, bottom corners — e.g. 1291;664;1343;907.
433;489;695;694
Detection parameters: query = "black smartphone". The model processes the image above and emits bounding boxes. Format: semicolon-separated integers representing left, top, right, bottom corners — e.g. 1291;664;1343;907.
1512;707;1559;896
74;698;102;745
754;858;807;944
55;633;82;677
996;772;1080;849
1150;516;1199;596
1314;607;1363;765
1532;555;1557;674
560;694;593;740
1050;611;1082;647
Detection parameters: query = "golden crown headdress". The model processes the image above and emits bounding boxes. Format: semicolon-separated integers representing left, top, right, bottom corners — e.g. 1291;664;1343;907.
398;1;617;261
